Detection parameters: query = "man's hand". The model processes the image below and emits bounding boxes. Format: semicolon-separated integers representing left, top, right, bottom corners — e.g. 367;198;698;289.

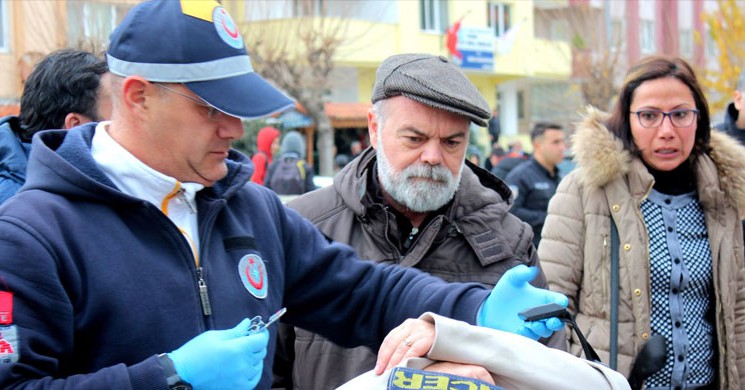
374;318;435;374
168;318;269;389
422;362;495;385
478;264;568;340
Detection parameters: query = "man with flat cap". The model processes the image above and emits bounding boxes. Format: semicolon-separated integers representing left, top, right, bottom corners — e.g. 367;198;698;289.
0;3;569;390
274;53;563;389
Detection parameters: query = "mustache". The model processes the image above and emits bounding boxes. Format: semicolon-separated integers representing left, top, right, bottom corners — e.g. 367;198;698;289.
400;164;451;182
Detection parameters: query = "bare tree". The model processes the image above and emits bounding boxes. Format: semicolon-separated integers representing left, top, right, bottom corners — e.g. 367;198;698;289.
565;4;622;111
531;2;623;132
573;46;621;111
239;0;362;176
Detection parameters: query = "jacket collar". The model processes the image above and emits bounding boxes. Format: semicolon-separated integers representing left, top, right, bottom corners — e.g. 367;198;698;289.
26;123;253;203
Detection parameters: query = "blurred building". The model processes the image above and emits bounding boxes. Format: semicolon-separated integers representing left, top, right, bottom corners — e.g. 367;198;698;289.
531;0;710;134
226;0;714;157
0;0;716;148
227;0;571;154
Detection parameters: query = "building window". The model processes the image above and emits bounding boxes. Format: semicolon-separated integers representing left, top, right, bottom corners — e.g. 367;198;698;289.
610;20;624;52
679;28;692;58
517;90;525;120
0;0;8;52
67;2;132;49
293;0;326;17
549;19;568;42
705;28;717;59
640;20;655;54
677;0;693;59
420;0;447;33
487;2;511;37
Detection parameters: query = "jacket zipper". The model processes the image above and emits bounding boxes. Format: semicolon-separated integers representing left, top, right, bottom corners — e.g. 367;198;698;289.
194;198;225;320
161;185;208;317
379;206;402;261
196;266;212;316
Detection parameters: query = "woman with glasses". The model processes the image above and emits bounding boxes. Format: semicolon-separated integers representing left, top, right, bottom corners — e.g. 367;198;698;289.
538;55;745;389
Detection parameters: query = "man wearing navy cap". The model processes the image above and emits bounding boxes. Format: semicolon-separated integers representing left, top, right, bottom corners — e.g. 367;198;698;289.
0;1;567;389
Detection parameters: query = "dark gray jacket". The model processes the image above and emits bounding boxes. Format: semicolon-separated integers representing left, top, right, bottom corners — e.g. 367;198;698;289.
273;147;564;390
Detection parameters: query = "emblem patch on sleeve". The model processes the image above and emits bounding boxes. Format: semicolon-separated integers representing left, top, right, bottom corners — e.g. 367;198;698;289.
0;325;18;364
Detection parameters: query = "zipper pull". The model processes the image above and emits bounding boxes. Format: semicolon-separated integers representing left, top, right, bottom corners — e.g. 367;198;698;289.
402;227;419;252
177;188;197;214
196;267;212;316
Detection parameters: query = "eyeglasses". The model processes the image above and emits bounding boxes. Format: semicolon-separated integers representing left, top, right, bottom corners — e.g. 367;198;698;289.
630;109;699;128
153;82;224;122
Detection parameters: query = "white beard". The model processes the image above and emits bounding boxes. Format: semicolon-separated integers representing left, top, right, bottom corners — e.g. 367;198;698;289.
376;137;462;213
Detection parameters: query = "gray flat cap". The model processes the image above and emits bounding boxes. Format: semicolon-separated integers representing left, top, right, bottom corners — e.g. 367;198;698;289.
371;54;491;126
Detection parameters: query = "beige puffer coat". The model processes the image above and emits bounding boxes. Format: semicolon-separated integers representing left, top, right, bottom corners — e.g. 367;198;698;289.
539;107;745;388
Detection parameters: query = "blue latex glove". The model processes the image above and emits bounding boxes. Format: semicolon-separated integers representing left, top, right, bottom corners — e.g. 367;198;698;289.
478;264;568;340
169;318;269;389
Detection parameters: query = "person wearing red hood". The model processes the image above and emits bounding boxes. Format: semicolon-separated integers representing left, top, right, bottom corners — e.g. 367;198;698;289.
251;126;281;184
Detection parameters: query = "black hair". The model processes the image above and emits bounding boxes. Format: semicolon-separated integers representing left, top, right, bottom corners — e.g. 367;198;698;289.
18;49;108;142
530;122;563;143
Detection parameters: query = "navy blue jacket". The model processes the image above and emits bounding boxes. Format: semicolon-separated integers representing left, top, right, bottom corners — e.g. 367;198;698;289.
505;158;560;247
0;124;489;389
0;116;31;205
713;102;745;146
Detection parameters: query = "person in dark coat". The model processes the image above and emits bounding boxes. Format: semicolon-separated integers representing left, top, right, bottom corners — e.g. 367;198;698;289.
0;49;110;204
274;53;565;390
505;123;565;246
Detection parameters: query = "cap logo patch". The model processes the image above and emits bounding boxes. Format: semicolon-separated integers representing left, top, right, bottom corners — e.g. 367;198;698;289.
214;7;244;49
239;254;268;299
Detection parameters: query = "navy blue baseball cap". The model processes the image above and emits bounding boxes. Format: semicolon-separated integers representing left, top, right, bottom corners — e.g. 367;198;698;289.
106;0;294;120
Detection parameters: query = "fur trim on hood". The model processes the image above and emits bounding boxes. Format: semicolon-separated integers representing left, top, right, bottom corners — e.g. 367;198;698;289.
572;106;745;211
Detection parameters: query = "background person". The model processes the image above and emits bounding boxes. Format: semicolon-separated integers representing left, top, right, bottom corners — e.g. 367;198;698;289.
274;53;563;390
505;122;565;247
264;130;316;195
713;68;745;244
539;55;745;388
487;107;501;147
713;68;745;145
0;48;110;204
251;125;281;185
350;140;363;159
490;140;528;179
484;144;505;172
0;2;567;389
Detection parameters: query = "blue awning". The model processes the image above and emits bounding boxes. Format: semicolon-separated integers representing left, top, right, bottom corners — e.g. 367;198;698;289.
278;110;313;129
